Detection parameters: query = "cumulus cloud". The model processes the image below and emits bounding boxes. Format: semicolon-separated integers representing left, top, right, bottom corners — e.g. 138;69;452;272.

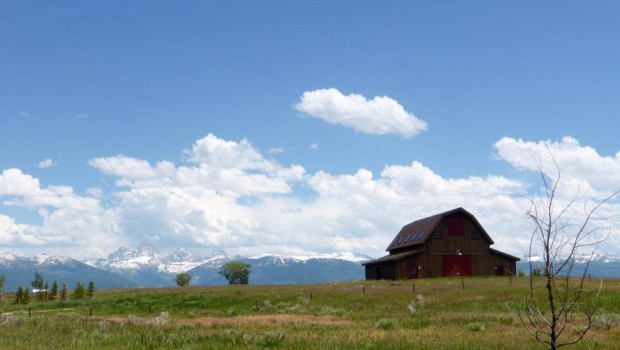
310;143;319;150
0;171;120;256
88;155;176;188
0;168;100;211
495;136;620;197
0;134;618;260
0;214;34;244
295;88;428;138
35;158;57;169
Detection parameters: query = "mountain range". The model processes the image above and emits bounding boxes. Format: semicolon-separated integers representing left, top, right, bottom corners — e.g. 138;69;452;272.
0;243;371;291
1;243;619;292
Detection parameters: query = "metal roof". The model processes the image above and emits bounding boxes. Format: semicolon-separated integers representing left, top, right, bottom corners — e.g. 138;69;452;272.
489;248;521;261
361;249;425;266
385;207;495;252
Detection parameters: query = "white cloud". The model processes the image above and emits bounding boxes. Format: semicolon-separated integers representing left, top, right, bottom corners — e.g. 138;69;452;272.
76;113;89;119
1;134;618;260
295;88;428;138
185;134;282;172
494;136;620;197
87;187;103;198
35;158;57;169
310;143;319;150
0;168;100;211
0;214;33;244
269;147;284;154
89;155;175;181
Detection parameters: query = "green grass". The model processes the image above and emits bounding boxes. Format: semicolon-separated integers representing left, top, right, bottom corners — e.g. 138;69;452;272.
0;277;619;349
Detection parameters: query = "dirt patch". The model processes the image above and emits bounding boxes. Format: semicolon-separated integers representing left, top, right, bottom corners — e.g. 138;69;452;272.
187;314;349;326
100;314;348;326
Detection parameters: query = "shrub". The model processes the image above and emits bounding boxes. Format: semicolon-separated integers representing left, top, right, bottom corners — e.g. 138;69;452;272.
594;314;620;330
467;322;485;332
408;294;425;315
374;318;398;330
259;329;285;347
314;306;344;317
0;313;21;327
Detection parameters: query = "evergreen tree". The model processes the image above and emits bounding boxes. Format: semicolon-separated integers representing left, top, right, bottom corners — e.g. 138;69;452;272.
0;274;5;304
31;271;44;290
14;286;23;304
87;280;95;299
23;289;30;304
32;271;45;301
60;283;68;301
50;281;59;301
73;282;86;300
43;282;49;302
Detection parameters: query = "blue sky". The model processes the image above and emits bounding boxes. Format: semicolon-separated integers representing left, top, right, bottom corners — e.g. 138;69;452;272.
1;2;619;260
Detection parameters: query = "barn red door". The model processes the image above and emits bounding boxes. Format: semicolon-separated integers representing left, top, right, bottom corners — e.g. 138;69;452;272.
442;255;472;277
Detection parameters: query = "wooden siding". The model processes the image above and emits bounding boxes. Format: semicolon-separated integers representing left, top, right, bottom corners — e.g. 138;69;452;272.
425;214;491;255
364;208;520;280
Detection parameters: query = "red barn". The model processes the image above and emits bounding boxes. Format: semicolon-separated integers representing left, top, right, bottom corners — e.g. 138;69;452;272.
363;208;520;279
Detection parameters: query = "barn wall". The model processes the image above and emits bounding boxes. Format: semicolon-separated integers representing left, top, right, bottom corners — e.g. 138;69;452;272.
365;266;376;280
426;214;491;255
489;253;517;275
420;214;494;277
366;210;519;280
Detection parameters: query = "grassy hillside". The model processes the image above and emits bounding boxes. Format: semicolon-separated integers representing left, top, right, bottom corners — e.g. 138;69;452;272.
0;276;618;349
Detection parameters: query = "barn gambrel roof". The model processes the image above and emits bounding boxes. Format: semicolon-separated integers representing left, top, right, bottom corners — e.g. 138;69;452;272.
385;207;494;252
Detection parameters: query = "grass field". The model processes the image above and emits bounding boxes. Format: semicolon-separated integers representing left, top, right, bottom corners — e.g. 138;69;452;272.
1;276;619;349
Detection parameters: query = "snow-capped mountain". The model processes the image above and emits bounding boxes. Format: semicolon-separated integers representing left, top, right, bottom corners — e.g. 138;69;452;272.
86;243;372;276
248;252;373;265
86;243;234;275
523;253;620;264
0;250;135;291
79;243;370;286
518;253;620;277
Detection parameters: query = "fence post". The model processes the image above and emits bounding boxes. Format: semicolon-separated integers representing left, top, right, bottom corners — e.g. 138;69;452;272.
412;282;415;293
362;286;366;296
461;279;465;290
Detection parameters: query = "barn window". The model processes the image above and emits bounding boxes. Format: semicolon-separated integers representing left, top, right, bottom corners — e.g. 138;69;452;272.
448;217;465;236
434;231;441;240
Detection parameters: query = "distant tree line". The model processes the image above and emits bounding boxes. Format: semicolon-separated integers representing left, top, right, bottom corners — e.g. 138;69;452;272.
10;271;95;305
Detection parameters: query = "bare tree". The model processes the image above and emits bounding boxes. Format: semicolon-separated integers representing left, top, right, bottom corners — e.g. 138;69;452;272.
517;154;619;350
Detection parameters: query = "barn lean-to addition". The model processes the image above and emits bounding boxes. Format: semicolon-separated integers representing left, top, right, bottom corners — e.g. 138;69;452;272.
363;207;520;280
